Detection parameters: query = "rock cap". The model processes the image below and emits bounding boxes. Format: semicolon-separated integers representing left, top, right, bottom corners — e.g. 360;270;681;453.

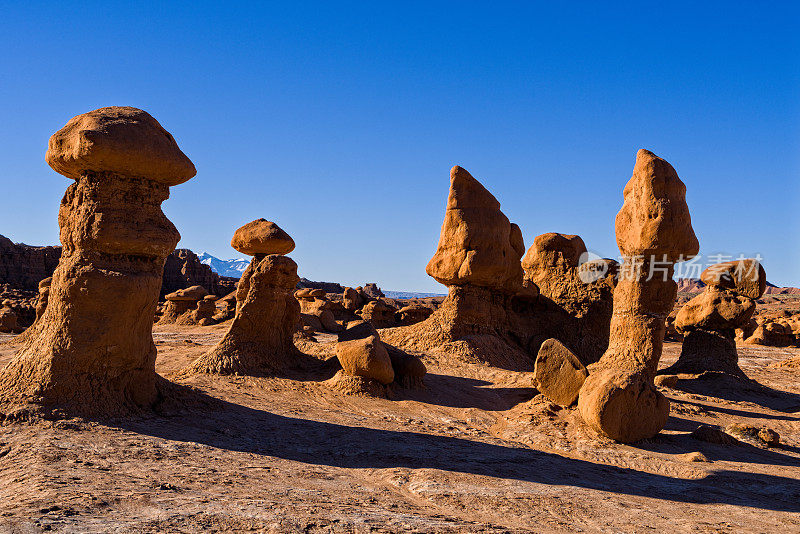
231;219;295;256
165;285;208;302
46;106;196;186
700;259;766;299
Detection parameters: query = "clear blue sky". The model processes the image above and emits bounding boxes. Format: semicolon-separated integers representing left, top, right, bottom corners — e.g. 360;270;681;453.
1;2;798;291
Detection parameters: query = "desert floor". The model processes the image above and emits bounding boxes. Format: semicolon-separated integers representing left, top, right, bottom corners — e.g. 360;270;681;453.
0;324;798;533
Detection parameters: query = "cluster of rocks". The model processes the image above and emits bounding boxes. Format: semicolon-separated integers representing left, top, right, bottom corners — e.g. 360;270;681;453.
294;284;437;335
0;105;790;447
382;165;616;372
327;320;426;396
157;285;219;326
740;311;800;347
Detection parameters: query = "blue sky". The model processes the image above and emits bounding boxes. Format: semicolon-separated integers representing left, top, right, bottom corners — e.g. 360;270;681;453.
1;2;798;291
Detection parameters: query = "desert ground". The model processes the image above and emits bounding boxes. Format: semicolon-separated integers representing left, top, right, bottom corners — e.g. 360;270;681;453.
0;323;798;533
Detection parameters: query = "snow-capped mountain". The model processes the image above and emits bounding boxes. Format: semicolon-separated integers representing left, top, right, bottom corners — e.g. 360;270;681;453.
197;252;250;278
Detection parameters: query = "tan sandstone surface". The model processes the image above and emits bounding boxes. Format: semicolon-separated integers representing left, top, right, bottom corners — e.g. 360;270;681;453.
0;325;798;532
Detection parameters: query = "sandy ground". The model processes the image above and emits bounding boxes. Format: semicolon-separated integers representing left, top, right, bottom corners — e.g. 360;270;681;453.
0;324;798;533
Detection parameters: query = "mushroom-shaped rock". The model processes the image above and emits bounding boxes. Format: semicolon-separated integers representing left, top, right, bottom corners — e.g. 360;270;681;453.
194;295;219;325
659;260;763;378
0;106;194;415
158;285;209;325
181;246;301;376
700;259;766;300
46;106;196;186
578;149;697;442
231;219;295;256
426;166;524;292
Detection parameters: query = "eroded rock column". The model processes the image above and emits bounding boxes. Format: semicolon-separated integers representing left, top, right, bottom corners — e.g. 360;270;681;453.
182;219;301;375
578;149;698;442
0;106;195;414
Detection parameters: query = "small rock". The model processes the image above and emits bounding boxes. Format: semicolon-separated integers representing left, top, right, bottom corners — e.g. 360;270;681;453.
724;423;780;448
690;425;738;445
758;428;781;447
678;451;709;462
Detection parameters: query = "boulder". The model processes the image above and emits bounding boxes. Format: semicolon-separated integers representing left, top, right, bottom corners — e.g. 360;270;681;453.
335;322;394;385
0;301;18;333
700;259;766;299
342;287;362;311
45;106;196;185
396;304;434;326
358;299;397;328
385;344;426;388
166;285;208;301
534;338;588;407
674;287;755;332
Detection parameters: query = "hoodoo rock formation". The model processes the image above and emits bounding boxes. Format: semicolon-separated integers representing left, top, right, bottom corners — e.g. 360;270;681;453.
382;166;534;367
182;220;301;375
194;295;219;325
0;106;196;414
578;149;698;442
296;288;342;333
660;259;765;378
157;285;209;325
382;165;615;370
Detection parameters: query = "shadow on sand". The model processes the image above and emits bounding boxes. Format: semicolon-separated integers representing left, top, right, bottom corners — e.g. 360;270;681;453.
102;383;800;514
395;373;538;411
672;372;800;413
